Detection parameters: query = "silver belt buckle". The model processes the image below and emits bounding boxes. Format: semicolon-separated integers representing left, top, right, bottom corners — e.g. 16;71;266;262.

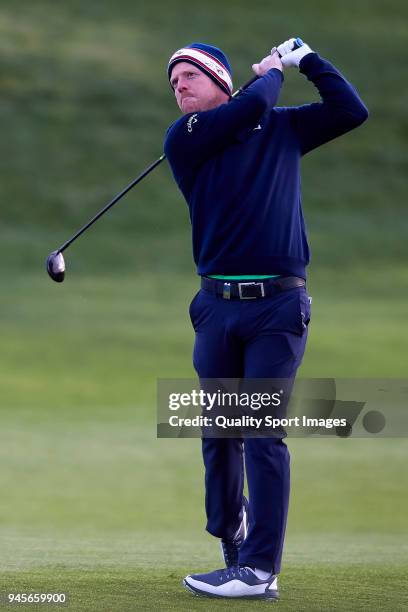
238;282;265;299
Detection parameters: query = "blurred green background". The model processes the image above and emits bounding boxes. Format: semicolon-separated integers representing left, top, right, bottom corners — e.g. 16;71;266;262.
0;0;407;610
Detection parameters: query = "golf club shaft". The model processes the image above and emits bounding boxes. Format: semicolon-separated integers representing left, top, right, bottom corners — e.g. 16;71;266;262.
58;154;166;254
56;39;302;254
55;78;250;254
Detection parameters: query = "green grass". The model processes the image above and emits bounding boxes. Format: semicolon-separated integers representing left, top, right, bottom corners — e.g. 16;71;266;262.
1;272;408;609
1;269;408;415
1;0;407;609
1;553;407;611
0;416;407;610
0;0;407;241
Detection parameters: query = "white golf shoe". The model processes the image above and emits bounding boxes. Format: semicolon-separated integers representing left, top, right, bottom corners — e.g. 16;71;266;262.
183;565;279;600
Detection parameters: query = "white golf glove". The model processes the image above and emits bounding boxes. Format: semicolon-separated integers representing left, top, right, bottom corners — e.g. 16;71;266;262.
276;38;313;68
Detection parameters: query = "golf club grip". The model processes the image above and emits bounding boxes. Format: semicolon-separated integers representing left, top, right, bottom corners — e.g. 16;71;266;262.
233;37;303;97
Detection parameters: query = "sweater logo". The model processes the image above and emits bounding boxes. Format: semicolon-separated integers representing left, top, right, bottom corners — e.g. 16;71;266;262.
187;114;198;133
253;124;262;131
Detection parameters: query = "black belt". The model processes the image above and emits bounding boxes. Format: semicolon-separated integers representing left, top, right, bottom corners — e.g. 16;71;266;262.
201;276;305;299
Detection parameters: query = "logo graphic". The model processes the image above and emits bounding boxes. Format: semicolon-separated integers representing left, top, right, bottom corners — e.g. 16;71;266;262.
253;124;262;131
187;114;198;133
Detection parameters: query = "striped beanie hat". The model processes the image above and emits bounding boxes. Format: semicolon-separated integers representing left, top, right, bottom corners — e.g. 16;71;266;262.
168;42;233;96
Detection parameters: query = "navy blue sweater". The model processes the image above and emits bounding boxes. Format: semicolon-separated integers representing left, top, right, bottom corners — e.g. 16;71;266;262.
164;53;368;279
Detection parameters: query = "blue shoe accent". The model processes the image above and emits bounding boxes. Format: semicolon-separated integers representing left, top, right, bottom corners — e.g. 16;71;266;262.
220;496;249;568
183;566;279;600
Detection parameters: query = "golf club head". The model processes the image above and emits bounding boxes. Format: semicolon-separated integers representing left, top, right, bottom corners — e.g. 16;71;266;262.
46;251;65;283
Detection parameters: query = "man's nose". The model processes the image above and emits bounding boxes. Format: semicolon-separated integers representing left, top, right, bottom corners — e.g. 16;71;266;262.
176;77;188;92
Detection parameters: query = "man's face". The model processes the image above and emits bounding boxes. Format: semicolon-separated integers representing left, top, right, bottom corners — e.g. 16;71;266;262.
170;61;229;114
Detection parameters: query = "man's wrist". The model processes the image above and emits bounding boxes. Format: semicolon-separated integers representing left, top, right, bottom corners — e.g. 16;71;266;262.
268;67;284;80
298;51;317;71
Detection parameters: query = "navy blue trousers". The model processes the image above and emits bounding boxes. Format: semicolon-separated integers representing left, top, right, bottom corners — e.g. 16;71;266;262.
189;285;311;574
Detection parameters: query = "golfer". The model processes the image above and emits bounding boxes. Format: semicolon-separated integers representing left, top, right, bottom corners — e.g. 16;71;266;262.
164;38;368;600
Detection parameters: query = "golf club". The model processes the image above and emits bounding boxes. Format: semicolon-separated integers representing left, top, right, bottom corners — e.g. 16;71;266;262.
46;38;303;283
46;155;165;282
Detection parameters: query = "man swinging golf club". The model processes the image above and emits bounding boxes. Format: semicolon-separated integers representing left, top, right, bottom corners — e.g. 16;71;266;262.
164;38;368;600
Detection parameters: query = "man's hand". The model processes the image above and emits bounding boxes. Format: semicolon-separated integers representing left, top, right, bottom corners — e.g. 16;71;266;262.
277;38;314;68
252;50;283;76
